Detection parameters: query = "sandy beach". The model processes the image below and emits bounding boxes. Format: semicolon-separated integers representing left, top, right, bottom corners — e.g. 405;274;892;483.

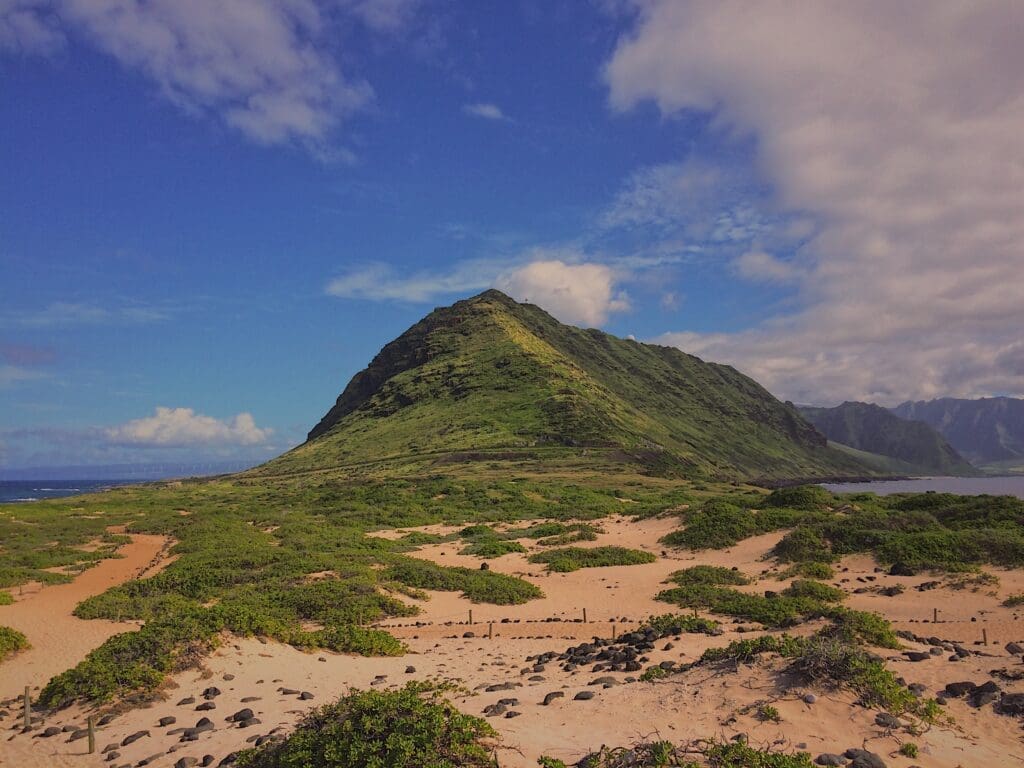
3;512;1024;767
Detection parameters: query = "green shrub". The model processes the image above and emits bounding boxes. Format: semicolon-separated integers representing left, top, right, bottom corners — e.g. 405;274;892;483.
527;546;655;573
643;613;720;637
788;635;916;713
1003;593;1024;607
235;683;496;768
0;625;29;662
383;558;543;604
822;609;901;649
782;580;845;602
700;634;805;665
666;565;750;586
702;741;814;768
656;584;822;628
0;591;12;606
763;485;833;510
757;703;781;722
899;743;919;758
460;539;527;558
773;526;833;563
661;501;756;550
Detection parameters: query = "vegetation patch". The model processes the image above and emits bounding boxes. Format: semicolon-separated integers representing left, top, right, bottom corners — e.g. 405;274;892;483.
542;739;815;768
236;683;495;768
0;591;13;606
655;584;825;628
666;565;751;586
459;539;527;558
383;558;542;604
781;579;845;602
0;626;29;662
527;545;655;572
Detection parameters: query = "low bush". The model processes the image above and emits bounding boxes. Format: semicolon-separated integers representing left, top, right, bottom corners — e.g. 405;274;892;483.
782;579;845;602
666;565;750;586
779;561;834;580
0;591;12;606
459;539;527;558
1003;593;1024;607
556;739;814;768
763;485;833;510
660;501;756;550
643;613;720;637
235;683;496;768
527;546;655;573
383;558;543;604
0;625;29;662
656;584;822;628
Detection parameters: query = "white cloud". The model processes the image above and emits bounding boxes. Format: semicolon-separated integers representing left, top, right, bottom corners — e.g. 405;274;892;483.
2;301;167;328
734;250;800;284
105;407;273;447
608;0;1024;404
326;259;497;302
496;259;629;327
0;0;432;151
327;249;632;327
0;364;47;388
0;0;63;53
463;102;507;121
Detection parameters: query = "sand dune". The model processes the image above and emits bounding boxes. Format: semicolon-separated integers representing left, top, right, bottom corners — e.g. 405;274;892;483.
4;516;1024;767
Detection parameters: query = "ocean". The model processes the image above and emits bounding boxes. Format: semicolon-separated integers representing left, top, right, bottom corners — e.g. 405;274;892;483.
0;480;143;504
824;475;1024;499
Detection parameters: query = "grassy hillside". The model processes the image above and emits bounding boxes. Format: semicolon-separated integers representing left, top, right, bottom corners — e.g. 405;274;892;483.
799;401;977;476
260;290;870;481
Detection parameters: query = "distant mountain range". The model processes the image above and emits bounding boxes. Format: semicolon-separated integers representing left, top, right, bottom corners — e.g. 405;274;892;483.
254;290;876;482
798;402;978;476
892;397;1024;471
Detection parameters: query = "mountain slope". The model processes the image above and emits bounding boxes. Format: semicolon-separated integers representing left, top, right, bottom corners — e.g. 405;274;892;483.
258;290;874;481
798;401;977;476
892;397;1024;469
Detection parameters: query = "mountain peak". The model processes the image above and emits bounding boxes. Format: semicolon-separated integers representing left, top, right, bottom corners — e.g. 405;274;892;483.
259;292;872;481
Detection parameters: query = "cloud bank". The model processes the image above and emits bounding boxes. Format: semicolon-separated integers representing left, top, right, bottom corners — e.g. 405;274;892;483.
0;0;423;151
327;250;633;328
105;406;273;447
608;0;1024;404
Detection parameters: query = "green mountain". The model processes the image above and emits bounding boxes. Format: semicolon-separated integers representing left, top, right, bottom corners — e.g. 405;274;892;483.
798;401;977;476
891;397;1024;471
257;290;872;481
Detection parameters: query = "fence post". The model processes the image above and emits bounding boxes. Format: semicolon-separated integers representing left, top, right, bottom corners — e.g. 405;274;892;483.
469;609;474;625
23;686;30;730
583;607;588;624
87;716;95;754
488;622;494;639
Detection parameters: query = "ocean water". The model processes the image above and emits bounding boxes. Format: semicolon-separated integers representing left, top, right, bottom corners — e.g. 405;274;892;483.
0;480;141;504
824;475;1024;499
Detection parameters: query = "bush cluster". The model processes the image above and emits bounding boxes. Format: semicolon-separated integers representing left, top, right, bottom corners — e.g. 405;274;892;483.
527;546;656;572
666;565;751;586
235;683;496;768
0;625;29;662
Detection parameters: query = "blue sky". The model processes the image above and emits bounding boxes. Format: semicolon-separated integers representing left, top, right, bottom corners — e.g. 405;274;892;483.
2;1;1022;469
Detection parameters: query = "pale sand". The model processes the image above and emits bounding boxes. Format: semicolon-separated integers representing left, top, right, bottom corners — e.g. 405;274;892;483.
3;515;1024;766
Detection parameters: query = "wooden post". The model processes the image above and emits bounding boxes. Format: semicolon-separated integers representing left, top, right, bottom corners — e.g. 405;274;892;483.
469;609;474;625
612;623;617;641
488;622;494;639
23;686;30;730
983;628;988;646
87;716;95;754
583;607;588;624
933;607;938;623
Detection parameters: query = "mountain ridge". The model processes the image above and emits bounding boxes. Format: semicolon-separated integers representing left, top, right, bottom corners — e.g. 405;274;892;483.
257;290;872;481
892;397;1024;470
798;401;978;476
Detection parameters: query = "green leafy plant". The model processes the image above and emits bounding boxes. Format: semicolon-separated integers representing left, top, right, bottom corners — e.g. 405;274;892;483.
0;625;29;662
527;546;655;573
235;683;496;768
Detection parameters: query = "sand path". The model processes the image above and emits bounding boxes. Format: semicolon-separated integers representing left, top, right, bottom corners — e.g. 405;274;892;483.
0;532;172;696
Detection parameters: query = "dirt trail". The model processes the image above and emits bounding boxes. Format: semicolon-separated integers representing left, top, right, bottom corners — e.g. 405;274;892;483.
0;532;172;697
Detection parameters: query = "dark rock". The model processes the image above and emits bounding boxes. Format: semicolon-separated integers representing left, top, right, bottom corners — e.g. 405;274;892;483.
815;755;847;767
542;692;564;705
298;691;314;700
889;562;916;576
874;712;899;729
202;687;221;700
843;748;886;768
175;758;199;768
159;716;177;727
195;702;216;711
228;709;254;723
405;666;416;674
121;730;150;746
573;691;595;701
177;697;196;706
